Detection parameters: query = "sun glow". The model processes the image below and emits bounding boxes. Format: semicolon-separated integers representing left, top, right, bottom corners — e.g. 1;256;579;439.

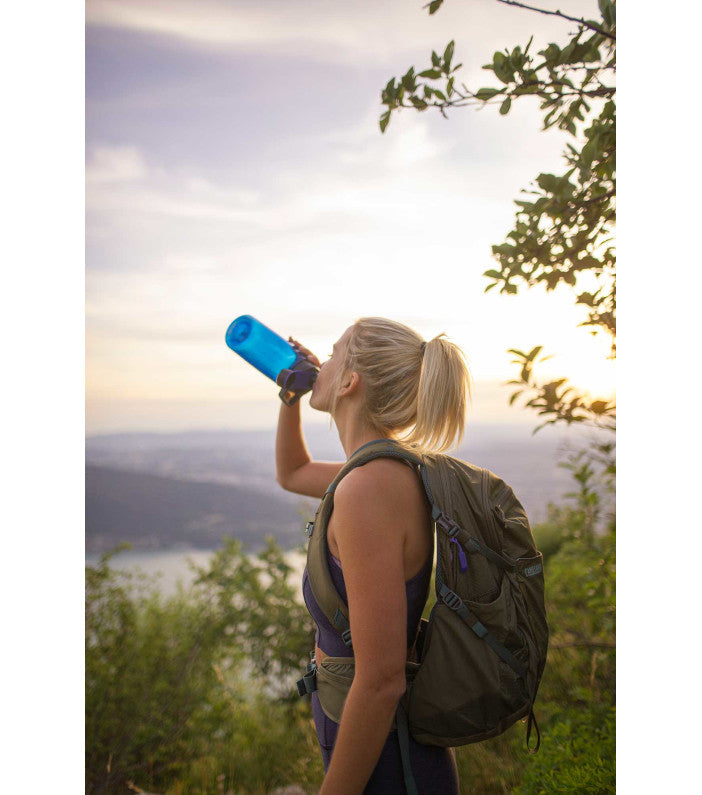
531;335;616;403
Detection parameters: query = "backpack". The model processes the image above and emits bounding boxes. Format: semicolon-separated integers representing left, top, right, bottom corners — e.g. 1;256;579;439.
297;439;548;794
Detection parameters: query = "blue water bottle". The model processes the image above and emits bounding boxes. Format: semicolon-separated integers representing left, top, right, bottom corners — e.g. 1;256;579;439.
225;314;319;406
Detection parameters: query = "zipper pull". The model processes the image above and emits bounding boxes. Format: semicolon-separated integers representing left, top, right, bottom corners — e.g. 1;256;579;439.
449;538;468;572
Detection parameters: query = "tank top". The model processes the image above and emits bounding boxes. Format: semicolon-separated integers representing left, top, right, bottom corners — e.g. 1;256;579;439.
302;542;433;658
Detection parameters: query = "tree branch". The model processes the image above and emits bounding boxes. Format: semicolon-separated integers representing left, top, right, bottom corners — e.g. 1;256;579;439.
495;0;616;41
570;188;616;208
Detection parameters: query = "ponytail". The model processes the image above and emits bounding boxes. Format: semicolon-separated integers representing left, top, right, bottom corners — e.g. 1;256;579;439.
410;334;471;452
334;318;471;453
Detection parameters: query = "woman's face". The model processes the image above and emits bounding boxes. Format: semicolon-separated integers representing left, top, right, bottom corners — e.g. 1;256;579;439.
309;326;353;413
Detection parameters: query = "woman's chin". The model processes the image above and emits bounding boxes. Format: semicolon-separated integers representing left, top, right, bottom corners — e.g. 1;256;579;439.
308;392;327;413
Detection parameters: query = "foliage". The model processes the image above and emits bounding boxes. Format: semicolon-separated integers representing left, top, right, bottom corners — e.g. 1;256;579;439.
516;705;615;793
379;0;616;430
85;539;319;795
531;511;567;560
191;536;313;701
506;345;615;433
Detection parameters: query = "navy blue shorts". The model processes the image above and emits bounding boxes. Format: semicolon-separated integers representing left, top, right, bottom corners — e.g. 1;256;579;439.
311;691;459;794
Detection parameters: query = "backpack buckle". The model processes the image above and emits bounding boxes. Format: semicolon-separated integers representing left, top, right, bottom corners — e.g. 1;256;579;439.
296;664;317;697
305;521;314;538
442;589;462;612
436;512;461;538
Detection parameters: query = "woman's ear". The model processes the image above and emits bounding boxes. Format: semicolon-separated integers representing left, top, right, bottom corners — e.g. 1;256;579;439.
338;370;360;397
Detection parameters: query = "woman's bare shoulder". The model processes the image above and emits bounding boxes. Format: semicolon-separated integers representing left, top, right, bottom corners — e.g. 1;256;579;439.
334;457;422;508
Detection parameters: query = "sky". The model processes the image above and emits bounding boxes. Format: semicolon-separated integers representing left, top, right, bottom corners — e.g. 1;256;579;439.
84;0;616;435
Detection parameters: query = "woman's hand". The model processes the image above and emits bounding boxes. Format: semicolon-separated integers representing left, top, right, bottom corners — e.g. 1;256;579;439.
289;337;321;368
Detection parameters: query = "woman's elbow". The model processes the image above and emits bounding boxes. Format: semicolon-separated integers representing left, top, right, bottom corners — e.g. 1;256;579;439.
276;470;293;492
356;667;407;703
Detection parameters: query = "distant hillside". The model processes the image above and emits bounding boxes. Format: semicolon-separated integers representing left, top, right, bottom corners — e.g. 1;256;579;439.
86;423;613;554
86;465;315;554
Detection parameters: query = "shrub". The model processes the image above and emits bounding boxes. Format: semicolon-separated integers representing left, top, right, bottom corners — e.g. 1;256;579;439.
85;539;320;794
516;705;615;793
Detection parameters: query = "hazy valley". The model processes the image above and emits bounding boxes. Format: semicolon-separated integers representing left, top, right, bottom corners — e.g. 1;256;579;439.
85;422;608;554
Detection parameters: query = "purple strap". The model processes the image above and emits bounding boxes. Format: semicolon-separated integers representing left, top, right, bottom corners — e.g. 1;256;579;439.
450;538;468;572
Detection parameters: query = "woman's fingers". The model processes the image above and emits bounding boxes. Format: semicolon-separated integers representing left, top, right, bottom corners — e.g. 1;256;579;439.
289;337;321;368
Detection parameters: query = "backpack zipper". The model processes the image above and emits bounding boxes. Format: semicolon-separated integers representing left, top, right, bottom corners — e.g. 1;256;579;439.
482;469;505;544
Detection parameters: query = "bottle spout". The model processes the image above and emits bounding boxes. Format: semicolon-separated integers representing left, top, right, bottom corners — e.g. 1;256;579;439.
276;357;319;406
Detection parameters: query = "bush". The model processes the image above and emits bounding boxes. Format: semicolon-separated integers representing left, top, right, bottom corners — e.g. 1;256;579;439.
532;509;568;560
516;705;615;793
85;539;320;794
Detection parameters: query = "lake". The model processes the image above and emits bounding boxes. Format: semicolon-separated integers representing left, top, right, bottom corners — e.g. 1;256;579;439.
85;547;308;597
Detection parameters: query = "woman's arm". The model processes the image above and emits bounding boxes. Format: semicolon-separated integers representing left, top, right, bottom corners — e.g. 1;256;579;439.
318;461;410;795
275;338;342;497
275;401;343;498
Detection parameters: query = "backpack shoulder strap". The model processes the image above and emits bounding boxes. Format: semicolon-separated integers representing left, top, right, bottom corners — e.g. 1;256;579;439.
329;438;423;492
306;439;423;648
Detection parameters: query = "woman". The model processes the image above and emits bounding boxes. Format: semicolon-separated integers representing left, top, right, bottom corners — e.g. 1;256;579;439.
276;317;470;794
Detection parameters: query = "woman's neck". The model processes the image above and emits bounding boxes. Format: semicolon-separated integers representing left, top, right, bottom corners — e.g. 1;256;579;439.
333;409;389;459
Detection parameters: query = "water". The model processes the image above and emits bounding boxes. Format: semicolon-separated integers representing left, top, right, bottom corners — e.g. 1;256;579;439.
85;547;308;598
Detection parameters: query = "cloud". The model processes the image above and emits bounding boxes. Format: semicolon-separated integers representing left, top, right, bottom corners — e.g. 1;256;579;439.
86;145;148;183
86;0;596;69
86;0;417;61
86;144;263;222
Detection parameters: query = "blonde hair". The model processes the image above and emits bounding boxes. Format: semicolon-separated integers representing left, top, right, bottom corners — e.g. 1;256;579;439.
331;317;471;453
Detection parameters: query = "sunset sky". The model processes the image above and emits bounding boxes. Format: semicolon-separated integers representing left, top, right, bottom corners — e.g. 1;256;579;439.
85;0;615;435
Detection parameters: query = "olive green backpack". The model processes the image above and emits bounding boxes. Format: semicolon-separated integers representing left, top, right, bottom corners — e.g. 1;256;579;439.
297;439;548;794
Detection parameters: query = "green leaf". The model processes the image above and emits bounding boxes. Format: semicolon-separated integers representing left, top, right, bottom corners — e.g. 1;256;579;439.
542;43;561;63
537;173;559;192
401;67;416;91
431;50;441;67
379;111;391;133
483;269;503;279
500;97;512;115
443;40;455;68
475;87;502;101
418;69;442;79
427;0;444;15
